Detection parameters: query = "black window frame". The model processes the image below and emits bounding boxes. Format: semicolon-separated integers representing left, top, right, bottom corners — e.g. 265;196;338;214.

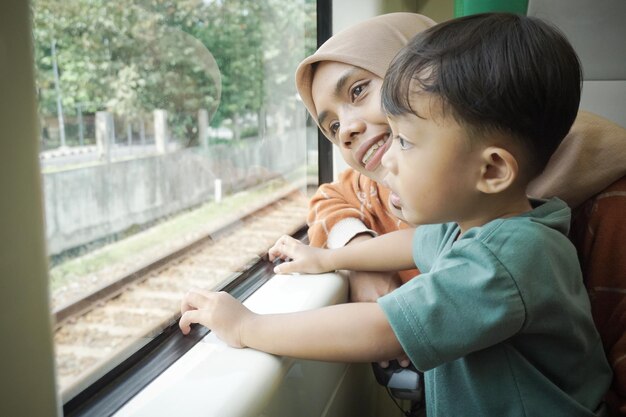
62;1;333;415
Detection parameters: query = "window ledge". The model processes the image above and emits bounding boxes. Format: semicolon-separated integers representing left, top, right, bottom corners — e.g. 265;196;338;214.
113;272;349;417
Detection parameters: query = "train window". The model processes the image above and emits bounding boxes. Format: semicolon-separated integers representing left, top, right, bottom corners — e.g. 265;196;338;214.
31;0;318;409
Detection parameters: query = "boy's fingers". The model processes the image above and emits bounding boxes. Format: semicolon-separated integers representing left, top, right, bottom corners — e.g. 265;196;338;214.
274;259;302;274
270;235;308;273
268;245;287;261
274;260;291;274
180;289;213;314
179;309;203;335
268;235;293;260
180;291;197;315
268;246;278;261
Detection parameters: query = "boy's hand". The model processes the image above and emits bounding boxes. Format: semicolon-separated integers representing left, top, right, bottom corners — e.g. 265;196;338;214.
179;289;255;348
268;235;334;274
378;354;411;369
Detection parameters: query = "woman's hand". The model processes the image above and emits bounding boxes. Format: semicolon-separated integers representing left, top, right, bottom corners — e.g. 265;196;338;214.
179;289;255;348
268;235;335;274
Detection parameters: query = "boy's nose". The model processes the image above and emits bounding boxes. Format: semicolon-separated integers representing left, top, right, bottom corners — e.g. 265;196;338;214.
338;119;366;149
381;140;396;171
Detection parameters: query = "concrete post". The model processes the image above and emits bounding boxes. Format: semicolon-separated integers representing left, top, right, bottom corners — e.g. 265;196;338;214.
96;111;114;162
214;178;222;203
154;109;168;154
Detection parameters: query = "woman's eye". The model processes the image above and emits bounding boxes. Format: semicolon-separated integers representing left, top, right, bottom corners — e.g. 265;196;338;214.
350;82;368;101
329;122;340;135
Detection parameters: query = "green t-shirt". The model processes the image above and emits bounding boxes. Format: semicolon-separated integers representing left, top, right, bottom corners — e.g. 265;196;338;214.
379;198;612;416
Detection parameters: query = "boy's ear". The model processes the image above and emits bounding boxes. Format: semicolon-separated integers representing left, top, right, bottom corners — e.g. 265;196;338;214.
476;147;518;194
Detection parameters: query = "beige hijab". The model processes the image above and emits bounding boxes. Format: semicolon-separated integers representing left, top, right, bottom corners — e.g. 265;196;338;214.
295;12;436;124
529;111;626;208
296;13;626;208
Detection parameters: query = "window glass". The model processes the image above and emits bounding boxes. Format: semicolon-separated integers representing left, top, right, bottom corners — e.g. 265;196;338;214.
32;0;317;401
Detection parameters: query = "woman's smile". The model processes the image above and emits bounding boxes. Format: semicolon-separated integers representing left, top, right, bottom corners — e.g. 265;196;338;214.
356;132;392;171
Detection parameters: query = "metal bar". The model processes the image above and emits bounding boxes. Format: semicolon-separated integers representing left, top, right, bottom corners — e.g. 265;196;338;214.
317;0;333;185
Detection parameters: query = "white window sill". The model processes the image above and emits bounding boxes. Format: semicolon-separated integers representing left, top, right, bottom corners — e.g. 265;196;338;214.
113;272;349;417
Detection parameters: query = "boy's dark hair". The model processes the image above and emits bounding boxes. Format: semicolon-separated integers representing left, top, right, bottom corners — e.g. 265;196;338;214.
382;13;582;177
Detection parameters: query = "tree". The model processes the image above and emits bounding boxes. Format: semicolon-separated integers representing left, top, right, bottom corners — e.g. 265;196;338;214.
31;0;315;146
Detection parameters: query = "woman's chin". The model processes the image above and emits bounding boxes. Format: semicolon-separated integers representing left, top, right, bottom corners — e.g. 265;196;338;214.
353;163;387;185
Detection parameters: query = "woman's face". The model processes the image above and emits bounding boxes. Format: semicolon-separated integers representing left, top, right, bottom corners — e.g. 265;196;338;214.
311;61;392;185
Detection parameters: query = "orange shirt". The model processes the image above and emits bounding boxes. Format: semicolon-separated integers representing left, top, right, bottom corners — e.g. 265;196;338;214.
307;168;418;283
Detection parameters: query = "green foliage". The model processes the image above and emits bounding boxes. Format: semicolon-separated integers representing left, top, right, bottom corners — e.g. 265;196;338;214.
32;0;316;145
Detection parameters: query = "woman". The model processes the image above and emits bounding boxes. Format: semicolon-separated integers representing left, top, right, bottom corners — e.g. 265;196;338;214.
299;13;436;302
297;12;626;414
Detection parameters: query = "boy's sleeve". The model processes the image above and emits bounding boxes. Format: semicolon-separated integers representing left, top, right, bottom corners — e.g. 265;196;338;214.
307;169;383;248
378;238;525;371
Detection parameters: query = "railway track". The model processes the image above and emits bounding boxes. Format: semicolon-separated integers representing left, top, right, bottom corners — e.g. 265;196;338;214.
54;189;309;398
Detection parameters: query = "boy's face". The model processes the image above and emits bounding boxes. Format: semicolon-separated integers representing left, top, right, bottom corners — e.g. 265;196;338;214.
382;94;485;227
311;62;393;185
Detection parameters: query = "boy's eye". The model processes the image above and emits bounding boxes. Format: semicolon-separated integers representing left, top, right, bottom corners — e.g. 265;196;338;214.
398;136;413;150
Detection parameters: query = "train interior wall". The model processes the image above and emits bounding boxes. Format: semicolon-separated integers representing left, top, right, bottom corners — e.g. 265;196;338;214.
0;1;61;416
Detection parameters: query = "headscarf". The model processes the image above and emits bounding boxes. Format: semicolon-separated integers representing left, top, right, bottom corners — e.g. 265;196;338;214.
530;111;626;208
295;12;436;125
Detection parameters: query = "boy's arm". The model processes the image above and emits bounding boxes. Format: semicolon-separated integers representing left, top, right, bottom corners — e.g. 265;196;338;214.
269;228;415;274
307;169;417;301
344;234;403;302
179;290;404;362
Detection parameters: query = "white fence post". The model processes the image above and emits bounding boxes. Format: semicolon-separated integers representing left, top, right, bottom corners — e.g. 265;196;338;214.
214;178;222;203
154;109;168;154
96;111;114;162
